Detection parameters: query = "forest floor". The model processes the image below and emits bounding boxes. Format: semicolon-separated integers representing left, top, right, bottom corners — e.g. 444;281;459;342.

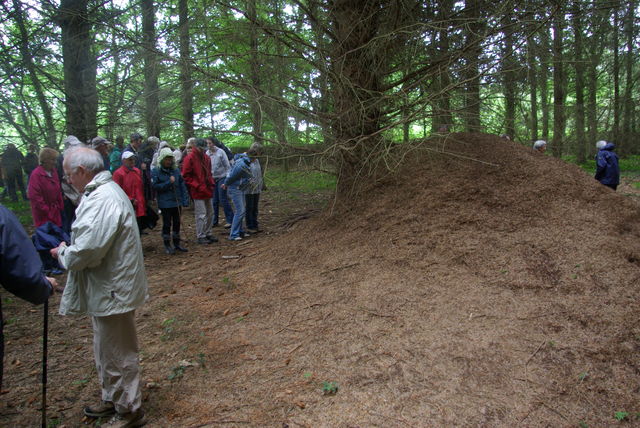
2;133;640;428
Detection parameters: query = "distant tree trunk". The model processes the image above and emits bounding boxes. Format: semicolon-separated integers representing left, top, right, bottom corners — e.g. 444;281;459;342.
539;24;550;143
58;0;97;143
432;0;453;132
612;8;620;145
586;0;607;155
502;13;516;139
13;0;57;147
462;0;482;132
141;0;160;138
247;0;264;146
105;15;121;141
526;16;538;141
178;0;194;141
572;0;586;163
551;5;566;157
621;0;635;154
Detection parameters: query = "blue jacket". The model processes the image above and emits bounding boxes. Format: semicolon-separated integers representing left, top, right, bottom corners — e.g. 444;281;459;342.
223;153;252;188
0;204;52;387
595;143;620;186
151;166;190;209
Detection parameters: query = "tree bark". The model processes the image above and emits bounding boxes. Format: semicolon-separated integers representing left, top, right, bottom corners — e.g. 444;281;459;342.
247;0;264;146
141;0;161;138
551;5;566;158
572;0;586;163
502;13;516;139
179;0;194;141
463;0;482;132
58;0;97;143
539;21;550;143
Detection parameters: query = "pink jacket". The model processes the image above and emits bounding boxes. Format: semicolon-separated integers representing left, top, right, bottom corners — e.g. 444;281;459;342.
27;165;63;227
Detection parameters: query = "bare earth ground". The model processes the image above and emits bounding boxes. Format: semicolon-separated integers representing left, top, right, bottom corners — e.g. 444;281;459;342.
2;133;640;428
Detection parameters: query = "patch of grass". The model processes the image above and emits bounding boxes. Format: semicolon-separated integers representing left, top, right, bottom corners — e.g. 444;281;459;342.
265;168;336;193
160;317;176;341
0;195;32;227
168;364;186;380
321;381;339;395
614;411;629;421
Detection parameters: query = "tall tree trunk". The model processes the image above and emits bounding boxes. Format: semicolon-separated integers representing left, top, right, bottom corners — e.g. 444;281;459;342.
502;13;516;139
13;0;57;147
329;0;384;185
526;14;538;141
105;11;121;141
432;0;453;132
463;0;482;132
621;0;635;154
586;0;607;155
58;0;97;143
178;0;194;141
612;7;620;145
247;0;264;146
539;23;550;143
572;0;586;163
141;0;160;138
551;4;566;158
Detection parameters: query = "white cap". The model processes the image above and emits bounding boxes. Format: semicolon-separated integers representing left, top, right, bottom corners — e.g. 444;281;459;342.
121;151;136;160
596;140;607;150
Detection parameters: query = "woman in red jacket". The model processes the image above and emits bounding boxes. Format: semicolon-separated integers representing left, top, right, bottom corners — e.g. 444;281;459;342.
27;148;64;227
181;138;216;244
113;151;146;223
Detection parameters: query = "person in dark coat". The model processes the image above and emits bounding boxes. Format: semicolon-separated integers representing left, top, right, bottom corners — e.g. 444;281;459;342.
594;140;620;191
0;203;55;389
23;144;39;186
1;144;26;202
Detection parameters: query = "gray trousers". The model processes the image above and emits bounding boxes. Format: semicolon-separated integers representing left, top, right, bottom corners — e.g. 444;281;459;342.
92;311;142;414
193;198;213;239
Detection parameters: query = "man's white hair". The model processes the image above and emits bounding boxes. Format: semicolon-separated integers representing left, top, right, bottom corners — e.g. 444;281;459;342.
596;140;607;150
533;140;547;149
64;147;105;173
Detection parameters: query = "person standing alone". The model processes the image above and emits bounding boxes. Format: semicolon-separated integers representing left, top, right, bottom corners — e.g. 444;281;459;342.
594;140;620;191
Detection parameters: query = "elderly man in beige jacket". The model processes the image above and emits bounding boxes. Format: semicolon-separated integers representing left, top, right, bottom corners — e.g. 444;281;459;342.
51;147;148;428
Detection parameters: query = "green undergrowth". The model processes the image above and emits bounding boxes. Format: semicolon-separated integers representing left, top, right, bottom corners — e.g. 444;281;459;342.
264;168;336;193
0;190;33;227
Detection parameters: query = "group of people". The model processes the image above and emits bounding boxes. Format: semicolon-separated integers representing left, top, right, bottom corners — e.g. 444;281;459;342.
19;133;265;255
0;132;266;428
532;139;620;190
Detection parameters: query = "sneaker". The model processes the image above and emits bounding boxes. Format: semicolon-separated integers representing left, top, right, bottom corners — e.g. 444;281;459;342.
224;223;232;229
83;400;116;418
246;228;259;234
102;409;147;428
206;235;219;243
228;236;242;241
197;237;210;245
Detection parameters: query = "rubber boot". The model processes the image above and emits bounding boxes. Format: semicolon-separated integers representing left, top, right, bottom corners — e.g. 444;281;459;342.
163;235;175;255
173;234;188;252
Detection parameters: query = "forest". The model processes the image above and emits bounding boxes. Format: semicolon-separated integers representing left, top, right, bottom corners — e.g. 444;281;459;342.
0;0;638;187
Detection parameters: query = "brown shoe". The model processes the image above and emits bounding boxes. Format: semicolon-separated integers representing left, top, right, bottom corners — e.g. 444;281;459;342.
102;409;147;428
83;400;116;418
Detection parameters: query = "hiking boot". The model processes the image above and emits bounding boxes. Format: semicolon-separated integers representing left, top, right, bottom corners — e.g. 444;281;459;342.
102;409;147;428
83;400;116;418
173;236;188;252
163;236;175;255
206;234;218;243
197;237;210;245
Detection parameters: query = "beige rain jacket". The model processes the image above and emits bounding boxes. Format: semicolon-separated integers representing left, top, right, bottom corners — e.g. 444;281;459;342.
58;170;148;316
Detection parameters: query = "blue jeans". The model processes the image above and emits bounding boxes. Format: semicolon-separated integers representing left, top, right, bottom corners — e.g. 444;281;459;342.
213;182;234;225
227;186;245;239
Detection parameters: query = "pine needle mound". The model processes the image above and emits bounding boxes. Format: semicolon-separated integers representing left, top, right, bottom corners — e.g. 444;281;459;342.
207;132;640;426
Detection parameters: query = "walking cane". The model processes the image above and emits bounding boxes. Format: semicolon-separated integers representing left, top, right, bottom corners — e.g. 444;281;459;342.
41;298;48;428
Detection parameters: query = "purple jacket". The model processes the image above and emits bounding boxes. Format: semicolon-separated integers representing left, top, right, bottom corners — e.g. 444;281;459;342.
27;166;63;227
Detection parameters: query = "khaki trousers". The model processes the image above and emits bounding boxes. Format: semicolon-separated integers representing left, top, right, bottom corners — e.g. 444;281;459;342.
91;310;142;414
193;198;213;239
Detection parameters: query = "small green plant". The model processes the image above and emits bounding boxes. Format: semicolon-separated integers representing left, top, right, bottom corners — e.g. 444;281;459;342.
197;353;206;367
4;317;17;325
222;277;231;284
47;417;62;428
3;297;14;304
500;269;508;274
168;364;186;380
548;340;556;348
303;372;313;379
578;372;588;382
322;381;339;395
161;317;176;341
571;274;578;279
614;411;629;421
578;421;588;428
72;378;89;386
